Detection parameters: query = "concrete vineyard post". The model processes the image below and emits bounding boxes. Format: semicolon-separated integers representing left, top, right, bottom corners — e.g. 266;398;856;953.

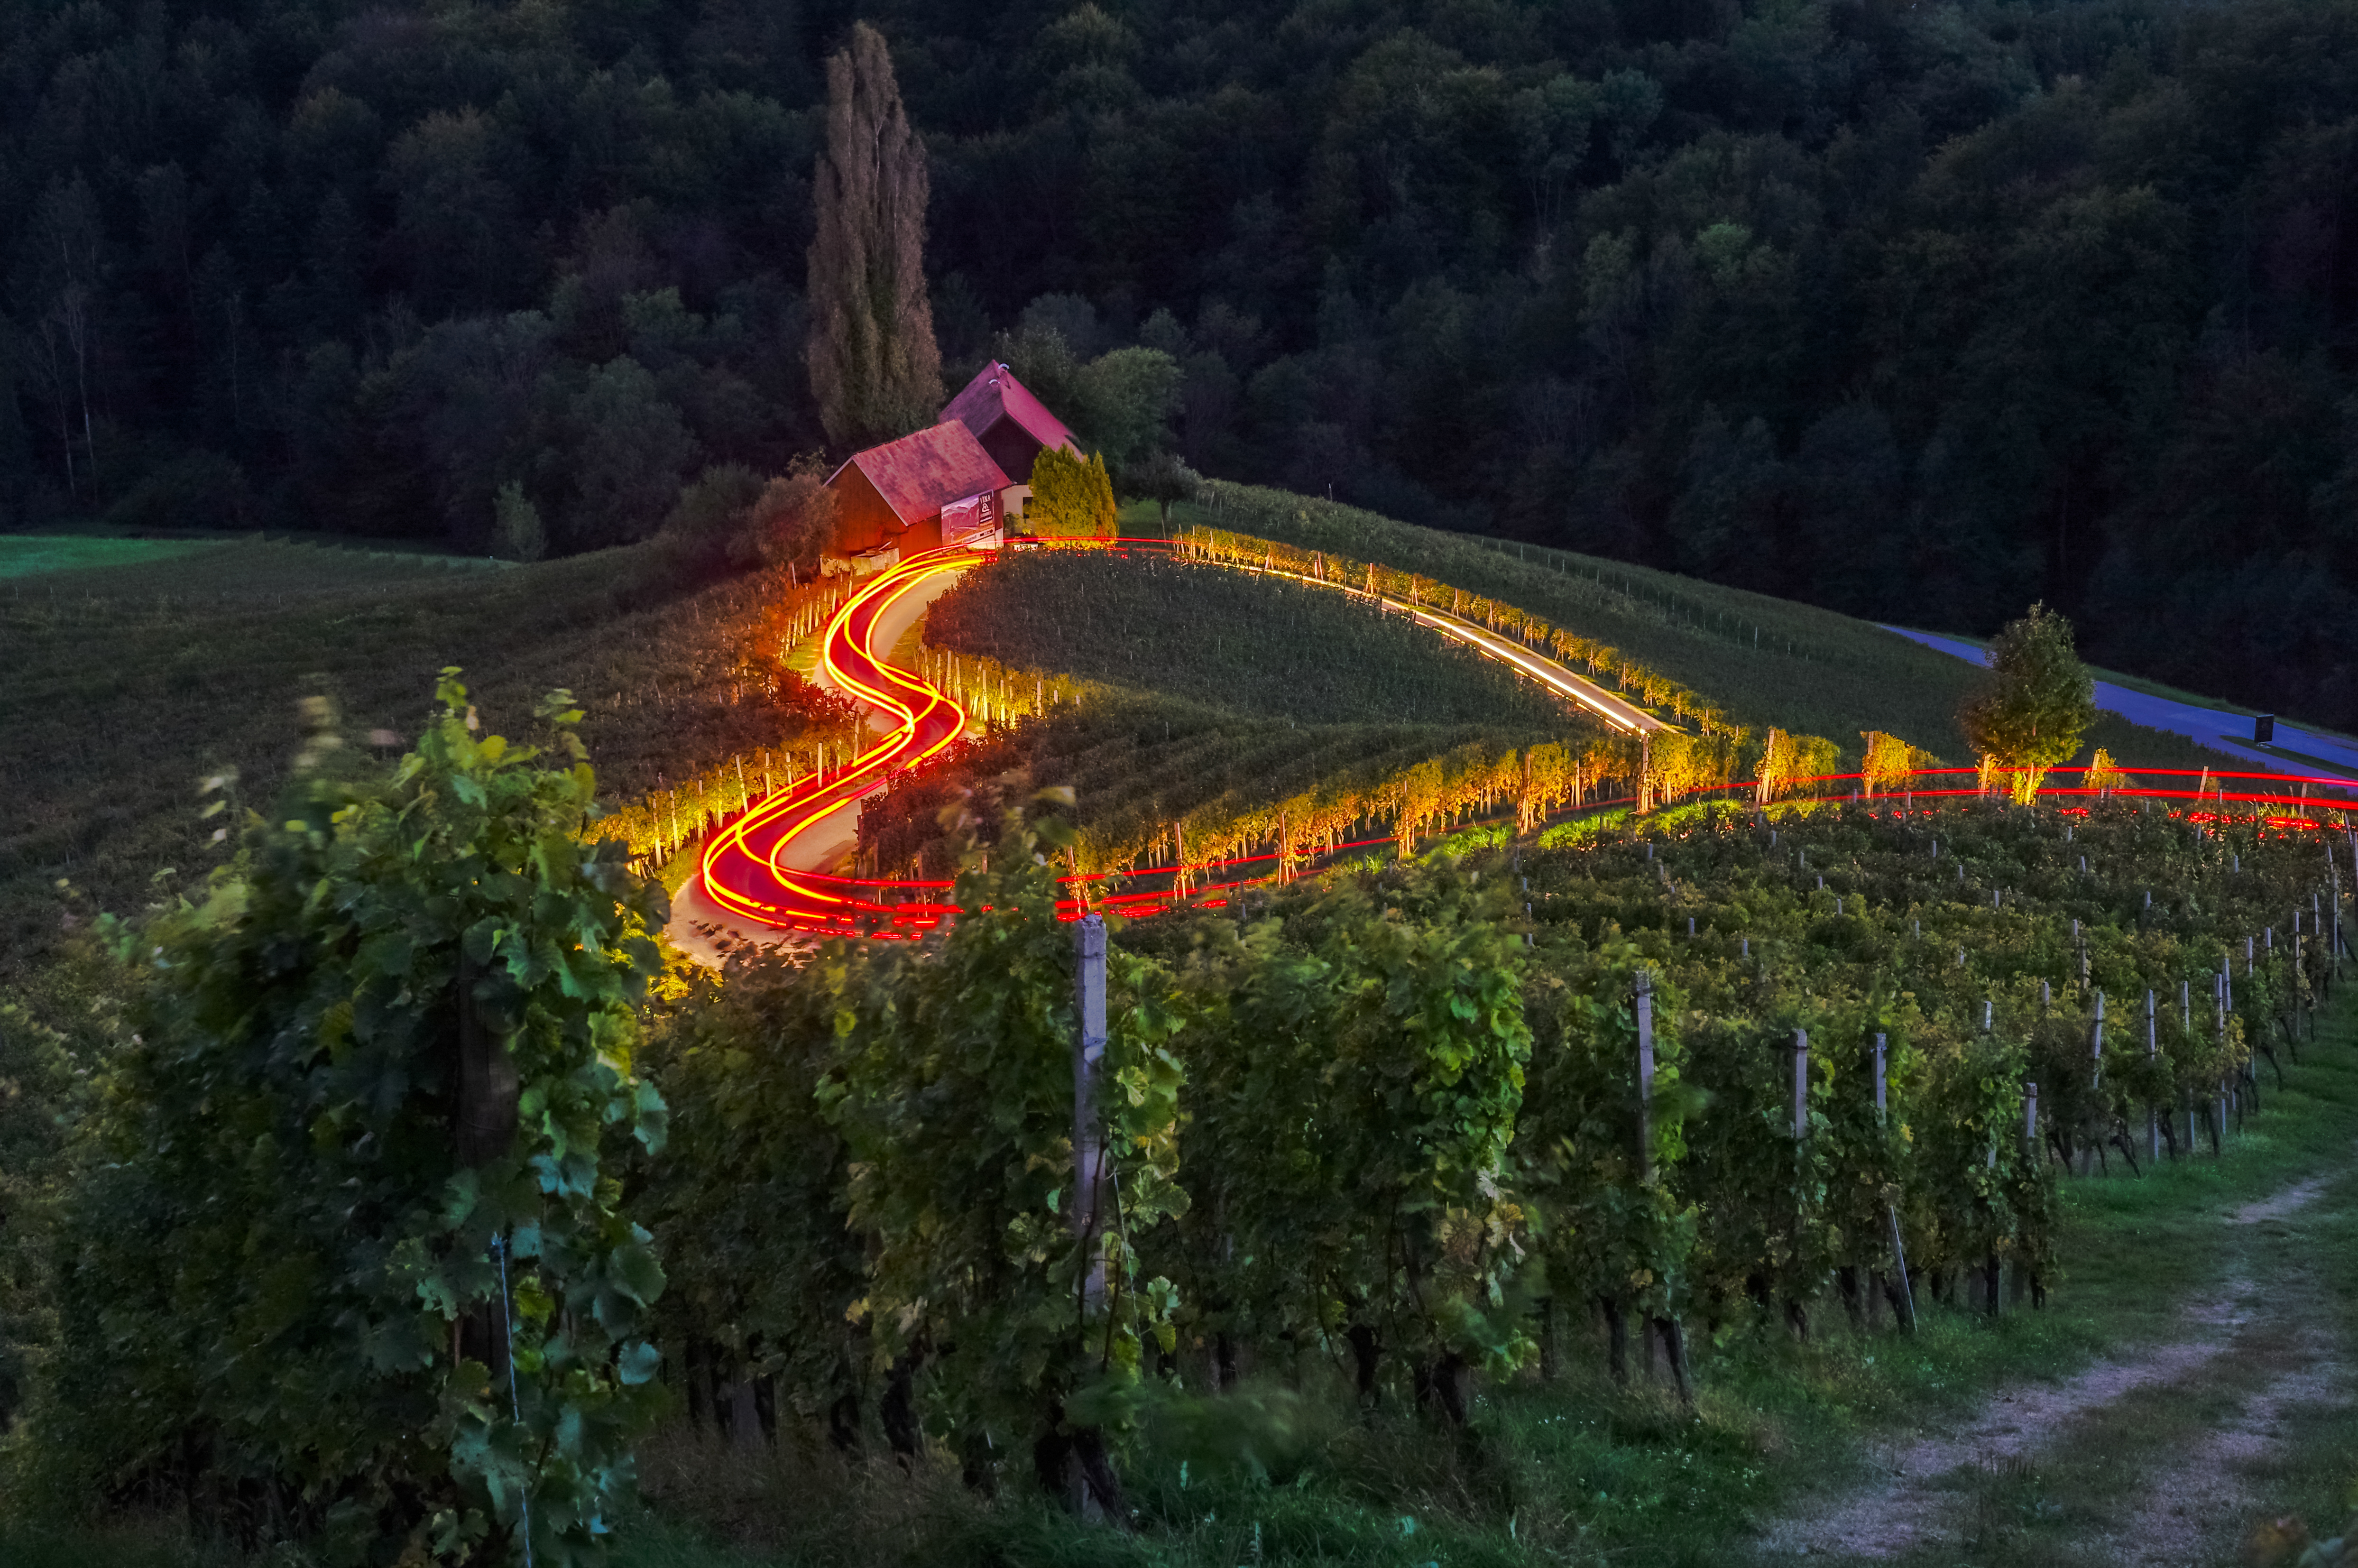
1075;914;1109;1310
2215;968;2229;1154
2147;990;2159;1163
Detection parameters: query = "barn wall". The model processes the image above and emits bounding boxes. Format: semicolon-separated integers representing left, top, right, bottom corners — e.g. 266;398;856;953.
901;513;943;554
979;418;1043;485
829;468;900;556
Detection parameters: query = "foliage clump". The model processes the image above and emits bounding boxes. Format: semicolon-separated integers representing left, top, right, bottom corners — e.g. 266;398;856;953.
1027;445;1120;538
492;480;548;563
647;795;1188;1509
10;674;670;1566
1961;604;2099;803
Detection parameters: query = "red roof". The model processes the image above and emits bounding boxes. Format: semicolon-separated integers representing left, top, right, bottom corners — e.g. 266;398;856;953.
828;421;1012;526
942;361;1079;456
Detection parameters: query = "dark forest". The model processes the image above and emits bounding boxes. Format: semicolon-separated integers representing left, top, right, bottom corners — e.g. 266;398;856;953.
7;0;2358;720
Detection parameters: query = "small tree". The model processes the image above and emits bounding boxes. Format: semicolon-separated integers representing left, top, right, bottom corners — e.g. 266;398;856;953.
2085;747;2128;795
1960;604;2098;804
492;480;547;562
1028;445;1118;538
746;454;840;578
1073;346;1181;473
655;463;766;581
1129;450;1200;526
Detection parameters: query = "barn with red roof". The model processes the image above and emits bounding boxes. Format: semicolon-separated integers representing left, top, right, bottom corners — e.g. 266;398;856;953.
940;361;1079;485
824;421;1012;568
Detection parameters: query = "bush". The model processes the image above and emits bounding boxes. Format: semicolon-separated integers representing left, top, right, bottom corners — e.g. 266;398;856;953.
492;480;548;562
743;456;838;579
11;676;670;1565
1028;446;1117;538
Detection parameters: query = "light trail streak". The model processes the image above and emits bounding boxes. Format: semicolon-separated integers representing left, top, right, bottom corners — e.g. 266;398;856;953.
1177;550;1660;734
690;541;2358;941
698;549;975;936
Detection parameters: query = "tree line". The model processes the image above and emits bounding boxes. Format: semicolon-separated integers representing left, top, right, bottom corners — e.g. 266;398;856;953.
10;0;2358;720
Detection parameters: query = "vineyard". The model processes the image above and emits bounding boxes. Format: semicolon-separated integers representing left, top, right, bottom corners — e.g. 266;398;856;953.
926;549;1576;730
644;791;2351;1546
8;670;2357;1565
10;488;2358;1568
853;548;1608;885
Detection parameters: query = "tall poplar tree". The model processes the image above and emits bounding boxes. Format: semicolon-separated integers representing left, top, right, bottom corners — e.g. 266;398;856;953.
807;23;943;451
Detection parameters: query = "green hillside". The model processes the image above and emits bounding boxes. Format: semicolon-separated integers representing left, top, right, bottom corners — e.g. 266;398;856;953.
1161;485;2239;775
930;549;1575;729
870;550;1608;879
0;540;839;978
3;483;2253;977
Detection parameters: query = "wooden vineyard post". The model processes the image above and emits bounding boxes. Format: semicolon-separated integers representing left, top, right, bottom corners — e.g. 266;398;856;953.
1637;971;1655;1180
1075;915;1109;1313
2147;990;2159;1164
1875;1032;1915;1331
1793;1028;1809;1142
1635;973;1691;1402
453;950;521;1395
1788;1025;1810;1337
2083;989;2104;1176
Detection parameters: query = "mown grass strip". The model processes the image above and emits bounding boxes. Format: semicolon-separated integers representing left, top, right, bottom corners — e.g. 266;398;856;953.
0;535;215;578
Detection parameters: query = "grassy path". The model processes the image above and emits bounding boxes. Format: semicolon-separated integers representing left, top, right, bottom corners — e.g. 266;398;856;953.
1755;1005;2358;1566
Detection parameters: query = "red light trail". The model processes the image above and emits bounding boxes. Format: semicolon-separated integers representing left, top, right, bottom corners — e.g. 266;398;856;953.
689;544;2358;942
698;549;971;937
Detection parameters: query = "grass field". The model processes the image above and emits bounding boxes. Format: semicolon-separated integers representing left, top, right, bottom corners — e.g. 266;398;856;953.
0;535;218;578
0;540;825;978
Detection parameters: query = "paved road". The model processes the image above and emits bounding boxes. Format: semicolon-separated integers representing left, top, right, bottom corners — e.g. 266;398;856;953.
1885;627;2358;779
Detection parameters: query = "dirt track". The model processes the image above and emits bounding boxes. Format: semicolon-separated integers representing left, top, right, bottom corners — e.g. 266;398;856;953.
1756;1172;2349;1565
